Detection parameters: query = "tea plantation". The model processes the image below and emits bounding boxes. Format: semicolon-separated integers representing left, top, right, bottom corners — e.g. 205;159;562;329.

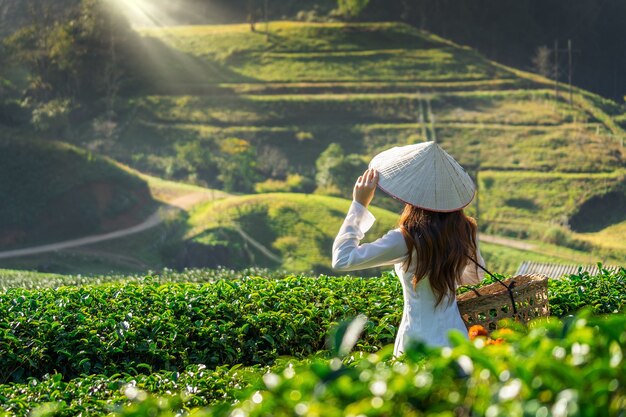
0;266;624;416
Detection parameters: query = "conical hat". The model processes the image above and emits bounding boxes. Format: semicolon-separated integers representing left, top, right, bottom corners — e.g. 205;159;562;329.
368;141;475;212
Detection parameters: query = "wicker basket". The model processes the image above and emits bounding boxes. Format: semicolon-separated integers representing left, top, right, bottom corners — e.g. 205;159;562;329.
457;274;550;330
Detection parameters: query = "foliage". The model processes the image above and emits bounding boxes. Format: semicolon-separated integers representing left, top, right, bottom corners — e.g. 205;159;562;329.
315;143;366;196
0;361;277;416
1;267;625;385
174;140;219;185
549;266;626;317
2;0;136;106
0;274;403;383
0;267;286;290
29;98;72;133
254;174;312;193
214;138;258;192
205;310;626;417
336;0;370;19
13;310;626;417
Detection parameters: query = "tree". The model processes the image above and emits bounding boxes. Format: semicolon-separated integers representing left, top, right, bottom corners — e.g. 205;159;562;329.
532;45;552;78
337;0;370;19
256;145;289;179
2;0;137;134
315;143;366;196
0;43;9;97
175;141;219;185
247;0;260;31
215;138;259;192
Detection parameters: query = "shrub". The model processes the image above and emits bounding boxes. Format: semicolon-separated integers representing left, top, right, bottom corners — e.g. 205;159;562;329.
30;99;72;133
1;267;624;385
42;310;626;417
254;174;310;193
549;266;626;317
542;225;592;251
0;275;402;383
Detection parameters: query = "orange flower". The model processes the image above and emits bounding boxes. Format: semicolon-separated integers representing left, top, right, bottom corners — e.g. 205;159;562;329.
468;325;489;340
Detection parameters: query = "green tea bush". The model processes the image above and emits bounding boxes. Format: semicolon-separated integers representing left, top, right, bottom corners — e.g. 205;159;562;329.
1;267;625;384
0;275;402;383
51;310;626;417
0;361;273;416
211;312;626;417
549;266;626;317
0;267;290;290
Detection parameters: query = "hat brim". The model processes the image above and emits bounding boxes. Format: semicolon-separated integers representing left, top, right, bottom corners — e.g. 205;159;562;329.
376;181;475;213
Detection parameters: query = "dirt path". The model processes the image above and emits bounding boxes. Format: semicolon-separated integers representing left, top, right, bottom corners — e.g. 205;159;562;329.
0;192;215;261
0;192;535;263
234;227;282;264
478;233;536;251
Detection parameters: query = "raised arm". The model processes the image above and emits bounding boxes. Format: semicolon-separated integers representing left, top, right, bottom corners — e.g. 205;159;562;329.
331;168;407;272
332;201;407;271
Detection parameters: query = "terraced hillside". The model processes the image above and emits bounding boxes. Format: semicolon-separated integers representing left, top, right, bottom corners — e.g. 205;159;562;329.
78;21;624;264
5;21;622;274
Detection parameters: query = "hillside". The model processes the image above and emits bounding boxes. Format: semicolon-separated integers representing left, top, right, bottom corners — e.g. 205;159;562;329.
1;21;624;274
86;21;624;264
185;193;599;275
0;130;157;251
186;193;399;273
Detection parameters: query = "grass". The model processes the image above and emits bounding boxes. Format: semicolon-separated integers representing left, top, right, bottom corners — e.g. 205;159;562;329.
186;192;594;275
0;133;157;251
0;171;231;275
188;193;398;273
474;170;626;226
470;169;626;261
136;22;513;84
5;21;625;274
130;90;590;127
574;220;626;254
103;89;621;187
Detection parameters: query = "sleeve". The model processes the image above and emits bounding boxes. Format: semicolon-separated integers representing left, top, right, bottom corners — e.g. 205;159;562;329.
459;244;486;285
331;200;408;272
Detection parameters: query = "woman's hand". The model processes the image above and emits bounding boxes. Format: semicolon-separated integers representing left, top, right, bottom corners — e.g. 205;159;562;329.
353;168;378;208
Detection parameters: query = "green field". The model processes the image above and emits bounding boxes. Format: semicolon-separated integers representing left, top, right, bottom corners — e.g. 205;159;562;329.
184;193;605;275
0;267;624;416
109;21;626;266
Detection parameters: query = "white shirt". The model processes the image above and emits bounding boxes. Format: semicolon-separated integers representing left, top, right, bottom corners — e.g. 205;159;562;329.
332;200;485;356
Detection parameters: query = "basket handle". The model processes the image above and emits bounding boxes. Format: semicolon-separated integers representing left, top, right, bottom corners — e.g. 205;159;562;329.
466;255;518;317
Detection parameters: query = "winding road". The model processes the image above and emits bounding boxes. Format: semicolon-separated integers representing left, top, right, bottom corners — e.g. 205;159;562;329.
0;192;213;261
0;191;536;263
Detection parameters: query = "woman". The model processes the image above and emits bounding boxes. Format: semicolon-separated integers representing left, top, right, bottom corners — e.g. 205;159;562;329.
331;142;485;356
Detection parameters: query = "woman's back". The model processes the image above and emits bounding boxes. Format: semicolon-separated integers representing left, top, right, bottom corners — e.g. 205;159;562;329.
332;142;485;355
331;200;484;355
393;251;477;354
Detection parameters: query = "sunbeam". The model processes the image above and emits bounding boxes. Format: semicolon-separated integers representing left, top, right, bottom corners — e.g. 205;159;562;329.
112;0;171;28
109;0;234;94
111;0;226;28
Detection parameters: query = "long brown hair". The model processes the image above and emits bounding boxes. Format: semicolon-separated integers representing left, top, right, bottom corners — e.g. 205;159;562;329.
399;204;478;306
